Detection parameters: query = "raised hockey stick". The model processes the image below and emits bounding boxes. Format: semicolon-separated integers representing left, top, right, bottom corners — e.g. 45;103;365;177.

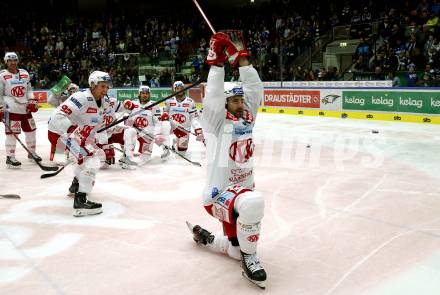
0;194;21;199
97;79;204;134
1;118;58;171
192;0;216;34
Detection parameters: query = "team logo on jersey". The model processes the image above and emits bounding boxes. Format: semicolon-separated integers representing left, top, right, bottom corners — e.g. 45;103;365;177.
229;138;254;163
86;107;98;113
134;117;148;128
172;113;187;124
10;86;26;97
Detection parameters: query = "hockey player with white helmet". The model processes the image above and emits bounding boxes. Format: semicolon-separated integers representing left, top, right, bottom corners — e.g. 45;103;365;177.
99;93;139;169
48;70;113;216
125;85;169;164
186;31;267;289
0;52;42;167
160;80;204;155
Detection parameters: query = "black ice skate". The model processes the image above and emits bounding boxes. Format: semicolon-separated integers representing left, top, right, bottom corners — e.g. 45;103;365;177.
186;221;214;245
28;153;42;163
73;192;102;217
6;156;21;168
68;177;79;196
241;251;267;289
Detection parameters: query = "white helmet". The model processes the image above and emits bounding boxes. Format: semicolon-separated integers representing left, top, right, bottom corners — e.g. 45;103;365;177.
4;52;18;62
138;85;150;94
173;80;184;91
88;71;111;88
224;82;244;99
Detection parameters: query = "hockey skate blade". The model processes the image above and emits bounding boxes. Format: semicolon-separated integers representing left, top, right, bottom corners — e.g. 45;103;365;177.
242;271;266;289
73;208;103;217
7;164;21;169
0;194;21;199
186;221;194;232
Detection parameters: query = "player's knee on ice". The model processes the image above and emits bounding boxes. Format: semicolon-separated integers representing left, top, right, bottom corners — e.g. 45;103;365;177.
235;191;264;224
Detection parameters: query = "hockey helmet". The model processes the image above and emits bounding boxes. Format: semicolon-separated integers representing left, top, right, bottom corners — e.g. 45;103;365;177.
88;71;112;88
4;52;18;62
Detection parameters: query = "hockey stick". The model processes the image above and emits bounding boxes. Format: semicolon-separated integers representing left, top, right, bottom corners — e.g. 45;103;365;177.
169;120;206;147
133;126;201;167
1;118;58;171
40;161;71;179
192;0;216;34
168;145;202;167
97;79;204;134
0;194;21;199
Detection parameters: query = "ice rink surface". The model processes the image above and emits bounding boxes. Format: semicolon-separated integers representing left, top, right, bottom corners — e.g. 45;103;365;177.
1;109;440;295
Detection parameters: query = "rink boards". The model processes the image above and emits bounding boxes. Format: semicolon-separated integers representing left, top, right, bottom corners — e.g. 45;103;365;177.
35;86;440;125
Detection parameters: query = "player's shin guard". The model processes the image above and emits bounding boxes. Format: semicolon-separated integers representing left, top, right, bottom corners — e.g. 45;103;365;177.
25;131;41;162
5;134;17;157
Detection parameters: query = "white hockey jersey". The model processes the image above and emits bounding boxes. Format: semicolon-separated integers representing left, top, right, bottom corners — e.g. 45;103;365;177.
0;68;35;114
126;100;162;136
101;96;125;133
163;96;201;131
48;89;108;137
201;65;263;206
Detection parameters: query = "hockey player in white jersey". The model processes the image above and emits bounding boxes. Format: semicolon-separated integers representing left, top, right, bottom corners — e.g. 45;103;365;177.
0;52;42;167
127;85;169;163
186;31;266;288
161;81;204;154
48;70;113;216
47;83;79;164
100;95;138;169
48;83;79;107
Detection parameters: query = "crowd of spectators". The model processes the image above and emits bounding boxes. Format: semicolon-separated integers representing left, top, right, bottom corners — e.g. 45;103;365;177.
1;0;439;88
351;0;440;85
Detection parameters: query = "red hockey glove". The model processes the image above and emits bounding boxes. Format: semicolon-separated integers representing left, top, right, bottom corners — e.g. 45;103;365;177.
160;112;170;121
173;127;188;138
222;30;250;67
206;32;229;65
27;100;39;113
123;99;138;111
194;128;204;142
